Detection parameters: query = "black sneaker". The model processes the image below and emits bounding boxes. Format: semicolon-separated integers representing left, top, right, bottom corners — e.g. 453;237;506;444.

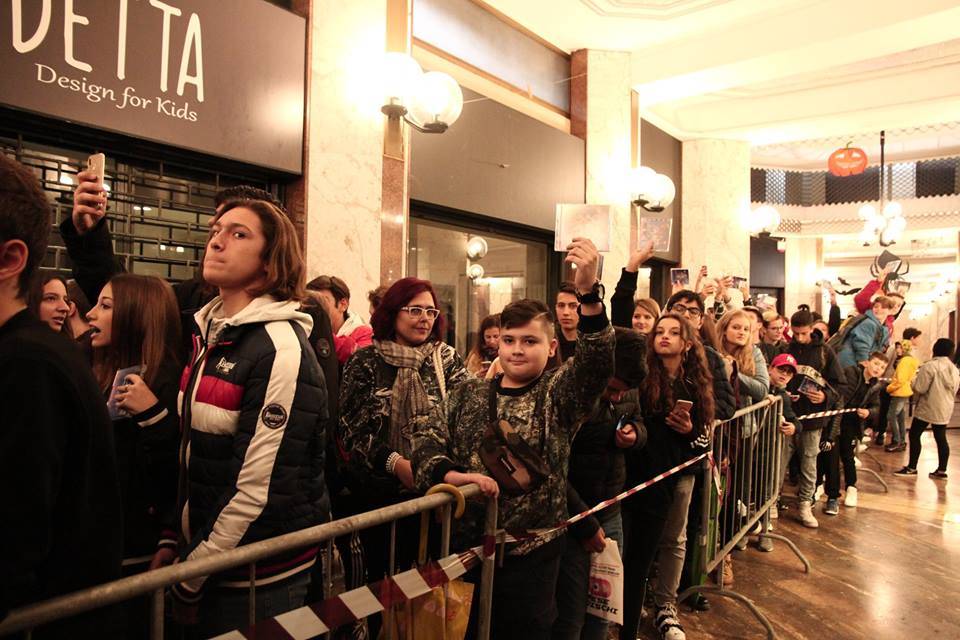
929;470;948;479
894;466;917;476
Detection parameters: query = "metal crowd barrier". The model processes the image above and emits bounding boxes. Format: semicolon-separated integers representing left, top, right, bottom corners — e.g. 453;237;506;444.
678;395;811;640
0;484;498;640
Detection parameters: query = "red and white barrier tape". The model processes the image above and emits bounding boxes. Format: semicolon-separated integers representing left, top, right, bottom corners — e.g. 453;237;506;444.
795;407;859;421
213;452;711;638
211;547;484;640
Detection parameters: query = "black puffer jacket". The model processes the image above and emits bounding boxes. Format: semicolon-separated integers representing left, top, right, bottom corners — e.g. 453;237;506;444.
705;346;737;421
170;296;330;604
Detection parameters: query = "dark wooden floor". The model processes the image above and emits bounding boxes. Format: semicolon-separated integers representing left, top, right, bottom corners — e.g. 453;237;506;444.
643;422;960;640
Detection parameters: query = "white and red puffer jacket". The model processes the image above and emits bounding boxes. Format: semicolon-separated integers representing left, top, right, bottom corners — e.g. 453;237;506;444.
169;295;330;604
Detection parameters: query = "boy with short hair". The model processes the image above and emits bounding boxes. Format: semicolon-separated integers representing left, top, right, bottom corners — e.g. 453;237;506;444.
767;353;802;522
0;154;123;634
821;352;886;514
836;296;896;368
554;281;580;361
412;239;614;640
784;310;846;529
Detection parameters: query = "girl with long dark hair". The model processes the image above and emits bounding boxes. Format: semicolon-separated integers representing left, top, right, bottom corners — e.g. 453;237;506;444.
621;313;715;640
465;312;500;376
28;273;72;336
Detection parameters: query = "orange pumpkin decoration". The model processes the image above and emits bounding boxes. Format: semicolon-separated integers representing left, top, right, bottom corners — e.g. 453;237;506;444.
828;143;868;177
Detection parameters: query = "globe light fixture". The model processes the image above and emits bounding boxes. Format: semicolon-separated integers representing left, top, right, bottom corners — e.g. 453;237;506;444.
381;54;463;134
465;236;488;260
467;263;485;280
859;130;906;246
631;165;676;212
749;204;781;236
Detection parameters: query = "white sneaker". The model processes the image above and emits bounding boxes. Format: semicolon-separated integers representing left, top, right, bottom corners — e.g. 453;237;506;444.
856;442;868;453
854;457;862;468
655;603;686;640
844;486;858;508
814;485;825;502
799;501;819;528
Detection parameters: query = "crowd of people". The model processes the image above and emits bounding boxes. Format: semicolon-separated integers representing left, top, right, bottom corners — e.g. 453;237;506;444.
1;151;958;640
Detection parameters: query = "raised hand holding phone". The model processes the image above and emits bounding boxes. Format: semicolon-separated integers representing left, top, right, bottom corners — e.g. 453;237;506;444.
72;153;108;234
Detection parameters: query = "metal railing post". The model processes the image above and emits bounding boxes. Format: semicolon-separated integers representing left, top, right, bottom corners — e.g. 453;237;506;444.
248;562;256;628
476;494;498;640
150;588;164;640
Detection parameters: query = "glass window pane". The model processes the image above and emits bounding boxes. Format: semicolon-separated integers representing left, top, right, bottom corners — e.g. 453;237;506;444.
408;217;549;356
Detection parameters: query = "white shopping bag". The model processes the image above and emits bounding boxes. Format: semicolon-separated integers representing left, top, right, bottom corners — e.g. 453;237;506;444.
586;539;623;625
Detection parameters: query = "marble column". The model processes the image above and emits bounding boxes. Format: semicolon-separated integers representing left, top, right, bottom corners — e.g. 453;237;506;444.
784;236;823;316
577;50;633;295
681;139;751;283
304;0;386;301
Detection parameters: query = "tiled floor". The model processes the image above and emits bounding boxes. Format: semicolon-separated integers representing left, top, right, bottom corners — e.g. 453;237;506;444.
652;417;960;639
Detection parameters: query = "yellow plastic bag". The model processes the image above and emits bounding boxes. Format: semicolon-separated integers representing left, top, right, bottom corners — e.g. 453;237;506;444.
381;580;474;640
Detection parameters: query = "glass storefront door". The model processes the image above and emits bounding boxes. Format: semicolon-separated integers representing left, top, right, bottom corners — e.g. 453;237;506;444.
407;214;551;355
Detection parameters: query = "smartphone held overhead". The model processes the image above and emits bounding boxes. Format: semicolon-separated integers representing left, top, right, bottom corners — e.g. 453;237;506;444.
670;268;690;287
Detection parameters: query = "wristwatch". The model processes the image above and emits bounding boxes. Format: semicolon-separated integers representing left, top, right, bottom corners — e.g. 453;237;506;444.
575;281;605;304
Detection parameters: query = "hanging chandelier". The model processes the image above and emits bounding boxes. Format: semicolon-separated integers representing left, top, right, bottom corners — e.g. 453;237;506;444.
859;130;906;247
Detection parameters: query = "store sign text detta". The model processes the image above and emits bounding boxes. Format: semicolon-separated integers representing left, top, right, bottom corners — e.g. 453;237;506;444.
1;0;307;173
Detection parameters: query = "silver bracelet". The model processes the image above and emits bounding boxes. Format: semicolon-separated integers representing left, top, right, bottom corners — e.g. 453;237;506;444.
385;452;402;475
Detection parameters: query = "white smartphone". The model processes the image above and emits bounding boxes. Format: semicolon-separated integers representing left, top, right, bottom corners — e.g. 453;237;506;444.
86;152;105;186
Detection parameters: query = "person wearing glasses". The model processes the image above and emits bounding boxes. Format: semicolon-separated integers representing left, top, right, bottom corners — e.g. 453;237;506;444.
338;276;469;624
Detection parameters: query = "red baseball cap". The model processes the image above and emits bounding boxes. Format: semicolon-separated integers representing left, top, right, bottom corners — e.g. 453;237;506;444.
771;353;798;372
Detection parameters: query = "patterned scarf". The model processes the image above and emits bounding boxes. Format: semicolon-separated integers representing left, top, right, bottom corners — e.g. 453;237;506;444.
375;339;437;456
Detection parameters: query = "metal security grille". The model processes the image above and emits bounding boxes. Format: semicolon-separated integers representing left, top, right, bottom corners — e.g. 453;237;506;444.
1;135;275;283
751;156;960;205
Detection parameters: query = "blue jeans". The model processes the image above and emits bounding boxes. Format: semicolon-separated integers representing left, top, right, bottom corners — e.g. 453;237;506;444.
193;570;311;638
552;508;624;640
887;397;908;445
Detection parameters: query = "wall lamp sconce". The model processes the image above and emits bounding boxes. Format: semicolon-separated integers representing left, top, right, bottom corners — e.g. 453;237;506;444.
382;52;464;134
631;166;676;212
749;204;781;237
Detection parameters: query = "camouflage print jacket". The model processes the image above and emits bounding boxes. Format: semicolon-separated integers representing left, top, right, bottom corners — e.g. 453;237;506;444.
338;342;469;502
412;313;615;553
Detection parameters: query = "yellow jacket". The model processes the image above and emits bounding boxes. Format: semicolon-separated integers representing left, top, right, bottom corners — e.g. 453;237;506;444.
887;354;919;397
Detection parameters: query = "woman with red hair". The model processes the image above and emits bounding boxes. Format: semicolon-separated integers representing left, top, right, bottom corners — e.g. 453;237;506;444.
338;277;469;616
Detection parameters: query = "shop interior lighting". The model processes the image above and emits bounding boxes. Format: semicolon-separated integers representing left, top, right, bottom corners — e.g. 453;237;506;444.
631;166;676;212
381;53;463;134
465;236;489;260
467;263;485;280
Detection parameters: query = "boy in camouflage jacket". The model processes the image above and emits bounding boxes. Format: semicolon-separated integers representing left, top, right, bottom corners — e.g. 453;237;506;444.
411;238;614;640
